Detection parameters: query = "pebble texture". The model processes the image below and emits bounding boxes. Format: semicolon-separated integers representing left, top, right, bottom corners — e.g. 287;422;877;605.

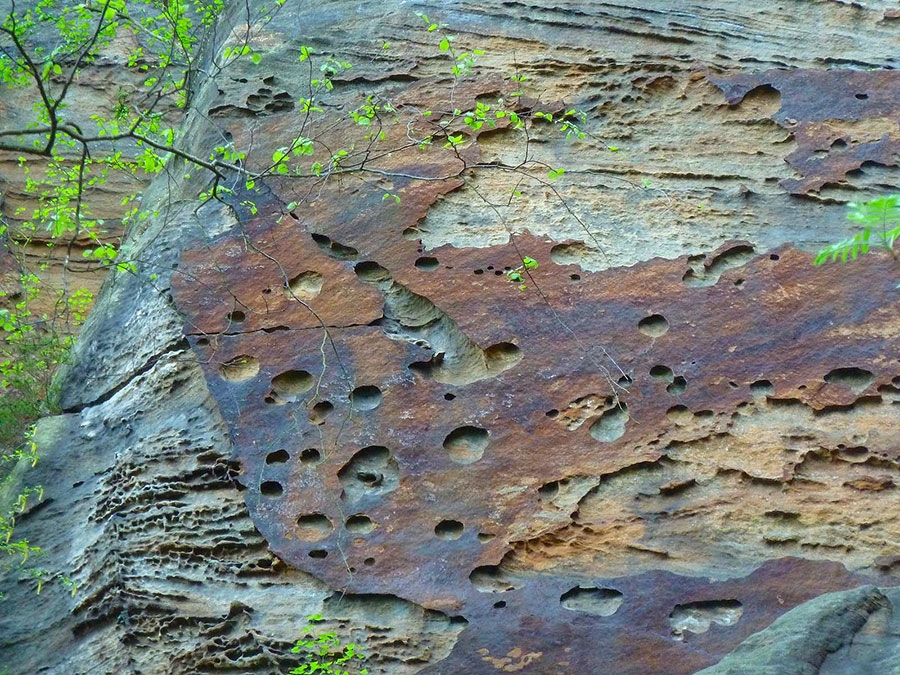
3;1;900;673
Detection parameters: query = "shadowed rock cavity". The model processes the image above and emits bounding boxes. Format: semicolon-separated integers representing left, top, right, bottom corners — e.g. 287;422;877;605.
338;445;400;502
355;261;522;385
669;599;743;635
561;586;625;616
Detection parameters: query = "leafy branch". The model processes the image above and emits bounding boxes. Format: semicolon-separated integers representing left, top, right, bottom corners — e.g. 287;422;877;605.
815;194;900;266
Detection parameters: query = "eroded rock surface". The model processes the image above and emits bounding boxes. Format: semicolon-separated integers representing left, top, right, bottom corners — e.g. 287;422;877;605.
3;1;900;673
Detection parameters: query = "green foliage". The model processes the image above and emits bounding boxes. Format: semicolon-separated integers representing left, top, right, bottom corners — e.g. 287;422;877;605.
288;615;368;675
506;256;538;290
815;194;900;267
0;0;605;606
0;426;43;600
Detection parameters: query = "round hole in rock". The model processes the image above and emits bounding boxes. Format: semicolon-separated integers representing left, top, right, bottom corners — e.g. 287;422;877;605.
415;256;440;271
354;260;392;283
570;274;581;281
669;599;743;634
477;532;496;543
345;514;375;534
750;379;774;397
271;369;314;396
855;93;868;100
589;404;629;443
474;269;484;275
357;471;380;485
770;254;780;261
264;395;276;404
300;448;322;465
266;449;289;464
545;409;559;418
338;446;399;501
435;519;464;540
296;513;334;541
363;557;375;566
444;393;456;401
260;481;284;497
638;313;669;337
824;367;874;392
650;365;674;381
219;355;260;382
494;601;507;609
667;376;687;396
284;271;324;300
308;549;328;559
309;401;334;425
538;481;560;500
443;426;490;464
196;337;210;346
666;405;693;425
350;385;383;411
560;586;624;616
469;565;522;593
227;310;246;323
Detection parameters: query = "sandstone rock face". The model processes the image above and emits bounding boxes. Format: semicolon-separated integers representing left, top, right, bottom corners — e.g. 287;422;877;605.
3;1;900;674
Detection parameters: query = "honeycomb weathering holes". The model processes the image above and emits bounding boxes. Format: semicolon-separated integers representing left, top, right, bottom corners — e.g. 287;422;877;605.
824;367;874;393
284;270;324;299
300;448;321;465
338;446;400;502
484;342;522;370
354;260;392;283
309;400;334;425
265;449;289;464
589;404;629;443
667;376;688;396
434;519;464;540
345;514;376;534
415;256;440;271
443;426;490;464
638;313;669;337
750;379;774;397
295;513;333;541
669;599;743;635
667;405;693;425
219;355;260;382
311;233;358;261
270;369;314;396
349;385;383;411
260;480;283;497
560;587;624;616
470;565;523;593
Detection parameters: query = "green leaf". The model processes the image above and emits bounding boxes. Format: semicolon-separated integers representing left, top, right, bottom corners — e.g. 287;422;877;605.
439;38;450;51
547;167;565;180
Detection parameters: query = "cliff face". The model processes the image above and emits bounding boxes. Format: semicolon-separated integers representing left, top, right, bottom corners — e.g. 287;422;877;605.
3;2;900;673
